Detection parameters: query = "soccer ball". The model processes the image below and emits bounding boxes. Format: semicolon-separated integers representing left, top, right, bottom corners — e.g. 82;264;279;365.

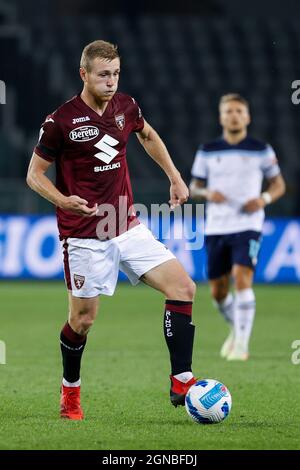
185;379;232;424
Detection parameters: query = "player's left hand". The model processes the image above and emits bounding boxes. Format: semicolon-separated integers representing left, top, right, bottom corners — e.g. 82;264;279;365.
169;177;189;209
242;197;266;213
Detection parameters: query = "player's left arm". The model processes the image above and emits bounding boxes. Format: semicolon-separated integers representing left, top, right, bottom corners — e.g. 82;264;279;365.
136;119;188;208
243;174;286;213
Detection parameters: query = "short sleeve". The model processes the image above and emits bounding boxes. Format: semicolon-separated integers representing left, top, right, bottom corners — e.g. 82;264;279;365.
130;97;144;133
261;144;281;179
34;114;63;162
191;148;208;180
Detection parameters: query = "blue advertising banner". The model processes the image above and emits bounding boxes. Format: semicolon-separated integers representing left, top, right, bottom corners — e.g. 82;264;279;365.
0;215;299;282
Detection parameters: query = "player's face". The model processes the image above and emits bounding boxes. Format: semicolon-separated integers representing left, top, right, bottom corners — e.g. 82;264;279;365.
81;57;120;101
219;101;250;133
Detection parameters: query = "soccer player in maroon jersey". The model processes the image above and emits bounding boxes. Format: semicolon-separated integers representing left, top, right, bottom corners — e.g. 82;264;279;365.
27;40;197;420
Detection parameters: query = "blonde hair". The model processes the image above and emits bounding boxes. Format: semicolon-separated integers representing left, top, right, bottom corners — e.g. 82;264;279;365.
219;93;249;110
80;40;119;72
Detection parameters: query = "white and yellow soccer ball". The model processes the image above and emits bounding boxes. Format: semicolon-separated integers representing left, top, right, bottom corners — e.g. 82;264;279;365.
185;379;232;424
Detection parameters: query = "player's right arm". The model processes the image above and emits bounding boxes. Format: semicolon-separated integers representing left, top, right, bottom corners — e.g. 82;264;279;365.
189;178;226;203
26;153;97;217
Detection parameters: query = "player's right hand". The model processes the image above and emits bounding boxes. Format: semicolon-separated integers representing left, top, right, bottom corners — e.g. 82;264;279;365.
206;191;227;203
169;177;189;209
60;195;98;217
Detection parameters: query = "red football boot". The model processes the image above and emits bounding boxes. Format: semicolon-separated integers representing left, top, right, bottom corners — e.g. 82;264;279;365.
170;375;197;407
60;384;84;420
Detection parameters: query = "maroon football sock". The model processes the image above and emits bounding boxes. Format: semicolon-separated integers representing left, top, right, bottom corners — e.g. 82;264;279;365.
60;322;86;383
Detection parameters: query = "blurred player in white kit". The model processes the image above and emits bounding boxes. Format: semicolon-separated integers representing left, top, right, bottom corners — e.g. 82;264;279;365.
190;94;286;360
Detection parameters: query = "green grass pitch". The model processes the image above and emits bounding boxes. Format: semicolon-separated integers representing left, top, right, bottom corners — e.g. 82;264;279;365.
0;281;299;450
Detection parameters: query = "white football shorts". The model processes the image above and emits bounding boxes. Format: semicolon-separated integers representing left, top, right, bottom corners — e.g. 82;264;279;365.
62;223;175;297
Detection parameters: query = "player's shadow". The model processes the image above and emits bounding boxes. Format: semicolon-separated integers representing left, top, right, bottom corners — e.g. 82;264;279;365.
145;418;198;427
144;417;299;428
226;420;297;428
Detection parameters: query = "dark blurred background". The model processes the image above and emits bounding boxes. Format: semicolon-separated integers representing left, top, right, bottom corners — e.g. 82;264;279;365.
1;0;300;214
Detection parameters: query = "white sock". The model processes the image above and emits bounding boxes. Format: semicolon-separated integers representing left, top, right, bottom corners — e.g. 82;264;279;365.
214;293;234;324
62;378;81;387
174;371;194;383
234;289;256;349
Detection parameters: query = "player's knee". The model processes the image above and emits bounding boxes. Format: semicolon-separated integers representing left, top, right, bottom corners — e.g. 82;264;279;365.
234;275;252;291
210;284;228;303
69;306;96;334
172;278;196;301
78;316;95;334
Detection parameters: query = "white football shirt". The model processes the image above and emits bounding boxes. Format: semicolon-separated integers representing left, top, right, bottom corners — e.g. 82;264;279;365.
191;137;281;235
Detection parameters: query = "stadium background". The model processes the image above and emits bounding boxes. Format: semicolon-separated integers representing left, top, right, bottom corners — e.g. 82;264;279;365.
1;0;300;282
0;0;300;452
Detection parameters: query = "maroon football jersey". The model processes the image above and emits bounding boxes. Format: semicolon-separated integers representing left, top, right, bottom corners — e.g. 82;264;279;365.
34;93;144;239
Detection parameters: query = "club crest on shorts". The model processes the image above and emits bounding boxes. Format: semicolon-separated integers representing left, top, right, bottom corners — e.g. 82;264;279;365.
115;113;125;130
74;274;85;289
